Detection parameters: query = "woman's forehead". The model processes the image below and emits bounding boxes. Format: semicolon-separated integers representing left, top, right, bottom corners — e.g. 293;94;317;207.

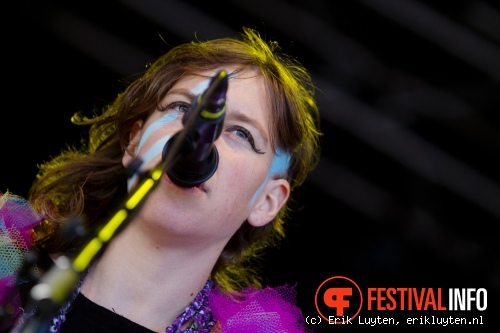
177;67;261;88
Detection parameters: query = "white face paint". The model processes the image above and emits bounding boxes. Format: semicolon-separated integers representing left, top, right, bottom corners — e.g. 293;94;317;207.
190;75;211;95
127;113;178;192
249;148;291;206
127;74;217;192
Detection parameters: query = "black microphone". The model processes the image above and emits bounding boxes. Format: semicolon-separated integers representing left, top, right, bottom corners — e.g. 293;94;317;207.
162;70;228;187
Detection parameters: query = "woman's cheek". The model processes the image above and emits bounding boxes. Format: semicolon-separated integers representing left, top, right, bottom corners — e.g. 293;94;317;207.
127;134;172;192
127;113;180;192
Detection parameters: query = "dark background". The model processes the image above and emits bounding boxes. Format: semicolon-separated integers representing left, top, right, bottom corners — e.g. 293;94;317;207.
2;0;499;331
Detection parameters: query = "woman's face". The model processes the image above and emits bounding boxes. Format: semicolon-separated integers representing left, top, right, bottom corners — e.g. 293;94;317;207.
123;68;290;247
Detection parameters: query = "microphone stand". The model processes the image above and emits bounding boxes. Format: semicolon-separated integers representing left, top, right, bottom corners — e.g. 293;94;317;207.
13;70;228;333
13;142;180;333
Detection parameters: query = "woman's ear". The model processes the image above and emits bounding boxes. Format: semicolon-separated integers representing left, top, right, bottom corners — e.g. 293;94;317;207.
122;120;144;167
247;178;290;227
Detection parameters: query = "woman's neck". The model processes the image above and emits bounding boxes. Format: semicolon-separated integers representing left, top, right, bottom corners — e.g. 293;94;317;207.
79;218;222;332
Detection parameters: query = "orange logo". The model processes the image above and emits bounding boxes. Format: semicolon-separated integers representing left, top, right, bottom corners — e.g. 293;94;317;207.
315;276;363;324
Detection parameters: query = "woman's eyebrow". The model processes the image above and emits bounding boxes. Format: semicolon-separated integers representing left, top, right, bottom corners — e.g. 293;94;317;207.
226;110;269;144
167;88;197;100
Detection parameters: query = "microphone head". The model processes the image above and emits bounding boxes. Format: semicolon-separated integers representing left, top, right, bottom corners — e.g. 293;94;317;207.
182;70;228;125
163;70;228;187
162;139;219;187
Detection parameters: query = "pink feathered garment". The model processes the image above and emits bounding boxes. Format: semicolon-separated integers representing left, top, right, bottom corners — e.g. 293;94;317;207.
209;284;312;333
0;192;44;330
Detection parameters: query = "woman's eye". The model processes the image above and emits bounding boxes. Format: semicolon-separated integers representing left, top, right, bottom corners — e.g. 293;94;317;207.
234;127;249;140
228;125;264;154
162;101;191;113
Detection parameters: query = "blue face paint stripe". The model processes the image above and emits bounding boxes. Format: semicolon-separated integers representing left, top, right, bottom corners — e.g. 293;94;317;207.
248;149;291;207
136;112;178;154
268;149;292;176
127;113;178;192
127;134;173;192
140;136;171;167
